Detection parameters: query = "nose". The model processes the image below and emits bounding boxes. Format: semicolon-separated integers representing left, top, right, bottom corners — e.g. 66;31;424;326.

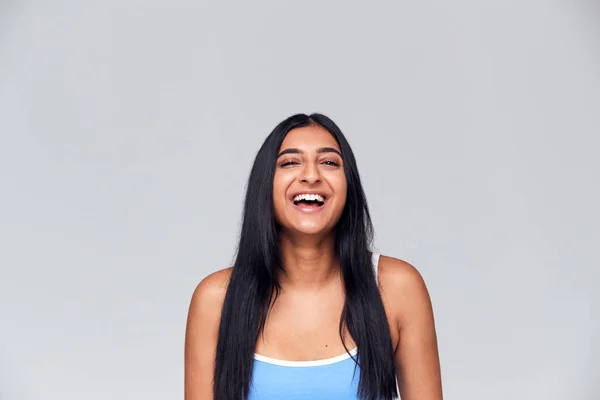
299;162;321;184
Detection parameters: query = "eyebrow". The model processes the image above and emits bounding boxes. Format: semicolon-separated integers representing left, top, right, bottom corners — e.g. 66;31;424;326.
277;147;342;158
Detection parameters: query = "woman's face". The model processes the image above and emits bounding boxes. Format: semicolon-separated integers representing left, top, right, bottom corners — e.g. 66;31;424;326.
273;125;347;236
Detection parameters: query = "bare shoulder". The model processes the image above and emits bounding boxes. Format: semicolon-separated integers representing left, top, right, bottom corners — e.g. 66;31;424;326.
378;255;428;293
377;256;443;398
188;267;233;316
377;255;433;326
184;267;233;399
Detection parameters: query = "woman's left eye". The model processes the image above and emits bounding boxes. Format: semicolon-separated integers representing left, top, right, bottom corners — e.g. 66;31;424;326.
322;160;339;166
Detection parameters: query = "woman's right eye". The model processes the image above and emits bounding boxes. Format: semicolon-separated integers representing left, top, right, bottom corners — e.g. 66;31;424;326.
280;161;298;167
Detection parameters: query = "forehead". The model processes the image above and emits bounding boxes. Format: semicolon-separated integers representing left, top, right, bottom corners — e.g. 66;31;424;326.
279;125;340;151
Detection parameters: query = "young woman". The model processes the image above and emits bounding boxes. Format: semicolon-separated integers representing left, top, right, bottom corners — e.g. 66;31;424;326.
185;113;443;400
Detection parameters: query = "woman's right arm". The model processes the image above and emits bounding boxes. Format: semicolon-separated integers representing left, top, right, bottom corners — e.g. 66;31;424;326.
184;268;231;400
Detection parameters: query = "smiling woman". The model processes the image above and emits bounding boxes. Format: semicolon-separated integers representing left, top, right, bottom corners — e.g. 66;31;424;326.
184;113;443;400
273;127;347;236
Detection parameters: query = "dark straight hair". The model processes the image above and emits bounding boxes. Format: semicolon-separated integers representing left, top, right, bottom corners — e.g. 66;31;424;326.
213;113;398;400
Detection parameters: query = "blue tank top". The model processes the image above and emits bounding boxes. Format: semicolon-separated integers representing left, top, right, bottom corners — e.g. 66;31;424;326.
248;253;394;399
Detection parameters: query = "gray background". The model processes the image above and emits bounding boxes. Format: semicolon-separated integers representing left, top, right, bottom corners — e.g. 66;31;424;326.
1;1;598;399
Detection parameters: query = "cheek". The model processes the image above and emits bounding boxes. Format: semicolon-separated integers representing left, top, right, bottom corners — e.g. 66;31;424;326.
272;172;288;197
336;190;347;214
338;179;348;209
327;174;347;213
332;174;348;199
272;173;289;218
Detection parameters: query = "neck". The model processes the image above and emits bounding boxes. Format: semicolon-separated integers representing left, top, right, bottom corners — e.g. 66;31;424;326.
277;231;339;289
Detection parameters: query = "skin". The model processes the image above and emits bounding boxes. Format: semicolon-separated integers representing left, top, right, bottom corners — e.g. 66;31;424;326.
184;125;443;399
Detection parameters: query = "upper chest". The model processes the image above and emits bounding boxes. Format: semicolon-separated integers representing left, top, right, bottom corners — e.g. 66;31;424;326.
255;279;350;359
254;254;400;360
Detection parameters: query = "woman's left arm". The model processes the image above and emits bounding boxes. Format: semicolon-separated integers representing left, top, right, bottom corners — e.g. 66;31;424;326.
382;257;443;400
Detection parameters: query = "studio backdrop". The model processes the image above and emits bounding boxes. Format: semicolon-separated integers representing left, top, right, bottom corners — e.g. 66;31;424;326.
0;1;598;399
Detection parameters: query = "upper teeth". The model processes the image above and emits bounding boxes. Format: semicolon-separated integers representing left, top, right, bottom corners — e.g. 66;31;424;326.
293;193;325;202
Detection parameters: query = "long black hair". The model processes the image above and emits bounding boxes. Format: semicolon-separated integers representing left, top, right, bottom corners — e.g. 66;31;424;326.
214;113;398;400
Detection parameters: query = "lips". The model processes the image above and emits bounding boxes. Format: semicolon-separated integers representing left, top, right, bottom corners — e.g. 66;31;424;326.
288;192;329;203
288;192;330;213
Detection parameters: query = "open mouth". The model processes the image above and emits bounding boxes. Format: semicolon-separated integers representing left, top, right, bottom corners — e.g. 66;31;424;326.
291;193;327;209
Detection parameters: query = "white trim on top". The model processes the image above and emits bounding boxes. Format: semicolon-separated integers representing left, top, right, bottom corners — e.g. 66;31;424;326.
254;347;358;367
372;252;381;283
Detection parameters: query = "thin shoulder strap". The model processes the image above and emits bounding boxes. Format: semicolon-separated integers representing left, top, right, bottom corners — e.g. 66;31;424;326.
371;252;381;284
